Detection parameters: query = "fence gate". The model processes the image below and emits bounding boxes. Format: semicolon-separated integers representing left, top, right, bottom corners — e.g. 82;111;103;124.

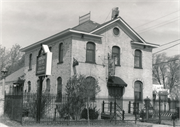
4;94;23;123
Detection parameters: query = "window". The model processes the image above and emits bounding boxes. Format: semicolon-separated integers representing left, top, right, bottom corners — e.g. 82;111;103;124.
134;50;142;68
113;27;120;35
59;43;63;63
134;81;143;101
56;77;62;102
112;46;120;65
29;54;32;70
28;81;31;92
86;76;96;101
86;42;95;63
45;78;50;94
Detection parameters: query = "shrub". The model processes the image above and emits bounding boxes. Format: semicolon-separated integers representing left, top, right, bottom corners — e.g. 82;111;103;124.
81;107;99;120
23;93;51;118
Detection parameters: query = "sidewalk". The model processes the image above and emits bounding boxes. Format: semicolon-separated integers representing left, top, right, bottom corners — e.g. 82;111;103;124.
0;117;179;127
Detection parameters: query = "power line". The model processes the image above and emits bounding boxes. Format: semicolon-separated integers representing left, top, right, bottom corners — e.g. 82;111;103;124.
138;17;179;33
160;39;180;47
135;10;179;29
153;59;180;65
153;42;180;55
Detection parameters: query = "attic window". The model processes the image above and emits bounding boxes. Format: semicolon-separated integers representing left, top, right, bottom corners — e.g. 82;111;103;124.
113;27;120;35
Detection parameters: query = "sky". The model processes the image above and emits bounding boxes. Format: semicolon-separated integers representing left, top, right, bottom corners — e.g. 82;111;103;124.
0;0;180;56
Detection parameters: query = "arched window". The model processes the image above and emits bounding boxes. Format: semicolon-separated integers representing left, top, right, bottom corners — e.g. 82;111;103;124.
134;81;143;101
134;49;142;68
56;77;62;102
29;54;32;70
59;43;63;63
112;46;120;65
86;42;95;63
86;76;96;101
46;78;50;93
28;81;31;92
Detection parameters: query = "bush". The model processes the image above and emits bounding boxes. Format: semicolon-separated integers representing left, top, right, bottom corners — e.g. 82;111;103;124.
139;109;153;121
23;93;51;118
81;107;99;120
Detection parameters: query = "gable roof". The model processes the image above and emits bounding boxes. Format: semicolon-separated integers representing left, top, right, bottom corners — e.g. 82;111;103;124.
90;17;159;48
21;15;159;52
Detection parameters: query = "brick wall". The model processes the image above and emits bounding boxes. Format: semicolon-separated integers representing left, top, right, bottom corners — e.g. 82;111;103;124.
23;23;154;114
71;24;153;113
23;37;72;95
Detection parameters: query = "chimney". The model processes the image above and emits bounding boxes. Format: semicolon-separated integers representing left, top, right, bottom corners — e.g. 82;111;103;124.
79;12;91;24
111;7;119;20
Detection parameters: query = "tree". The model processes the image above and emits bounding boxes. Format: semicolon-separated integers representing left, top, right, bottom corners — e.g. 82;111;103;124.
8;44;23;74
170;85;180;100
153;53;180;99
153;53;168;88
0;45;10;79
0;44;24;78
166;55;180;93
59;74;100;120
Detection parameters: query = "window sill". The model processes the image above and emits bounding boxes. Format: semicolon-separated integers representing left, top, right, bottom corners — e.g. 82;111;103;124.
28;69;32;71
85;61;96;64
115;64;121;67
57;62;63;64
134;67;143;69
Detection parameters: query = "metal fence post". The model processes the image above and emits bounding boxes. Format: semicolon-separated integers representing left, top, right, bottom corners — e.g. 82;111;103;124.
159;95;161;124
128;101;131;113
134;101;137;124
146;103;149;120
122;110;125;120
102;101;104;113
110;102;112;115
114;100;116;124
11;95;13;120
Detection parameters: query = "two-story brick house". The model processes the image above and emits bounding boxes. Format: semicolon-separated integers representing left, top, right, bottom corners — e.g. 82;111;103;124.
21;9;159;114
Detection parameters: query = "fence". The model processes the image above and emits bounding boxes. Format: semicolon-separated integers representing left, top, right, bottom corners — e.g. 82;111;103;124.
4;93;180;126
4;94;23;123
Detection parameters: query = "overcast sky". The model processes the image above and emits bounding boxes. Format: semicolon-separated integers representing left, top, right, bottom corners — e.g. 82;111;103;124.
1;0;180;56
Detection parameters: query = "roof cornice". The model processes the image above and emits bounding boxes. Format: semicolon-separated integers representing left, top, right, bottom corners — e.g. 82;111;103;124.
90;18;120;34
131;41;159;48
20;29;102;52
69;30;103;38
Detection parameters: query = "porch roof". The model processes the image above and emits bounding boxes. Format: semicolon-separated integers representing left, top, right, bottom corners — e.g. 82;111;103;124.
107;76;127;87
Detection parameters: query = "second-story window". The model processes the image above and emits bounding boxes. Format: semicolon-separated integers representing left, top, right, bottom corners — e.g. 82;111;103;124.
134;49;142;68
86;42;95;63
112;46;120;66
29;54;32;70
59;43;63;63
